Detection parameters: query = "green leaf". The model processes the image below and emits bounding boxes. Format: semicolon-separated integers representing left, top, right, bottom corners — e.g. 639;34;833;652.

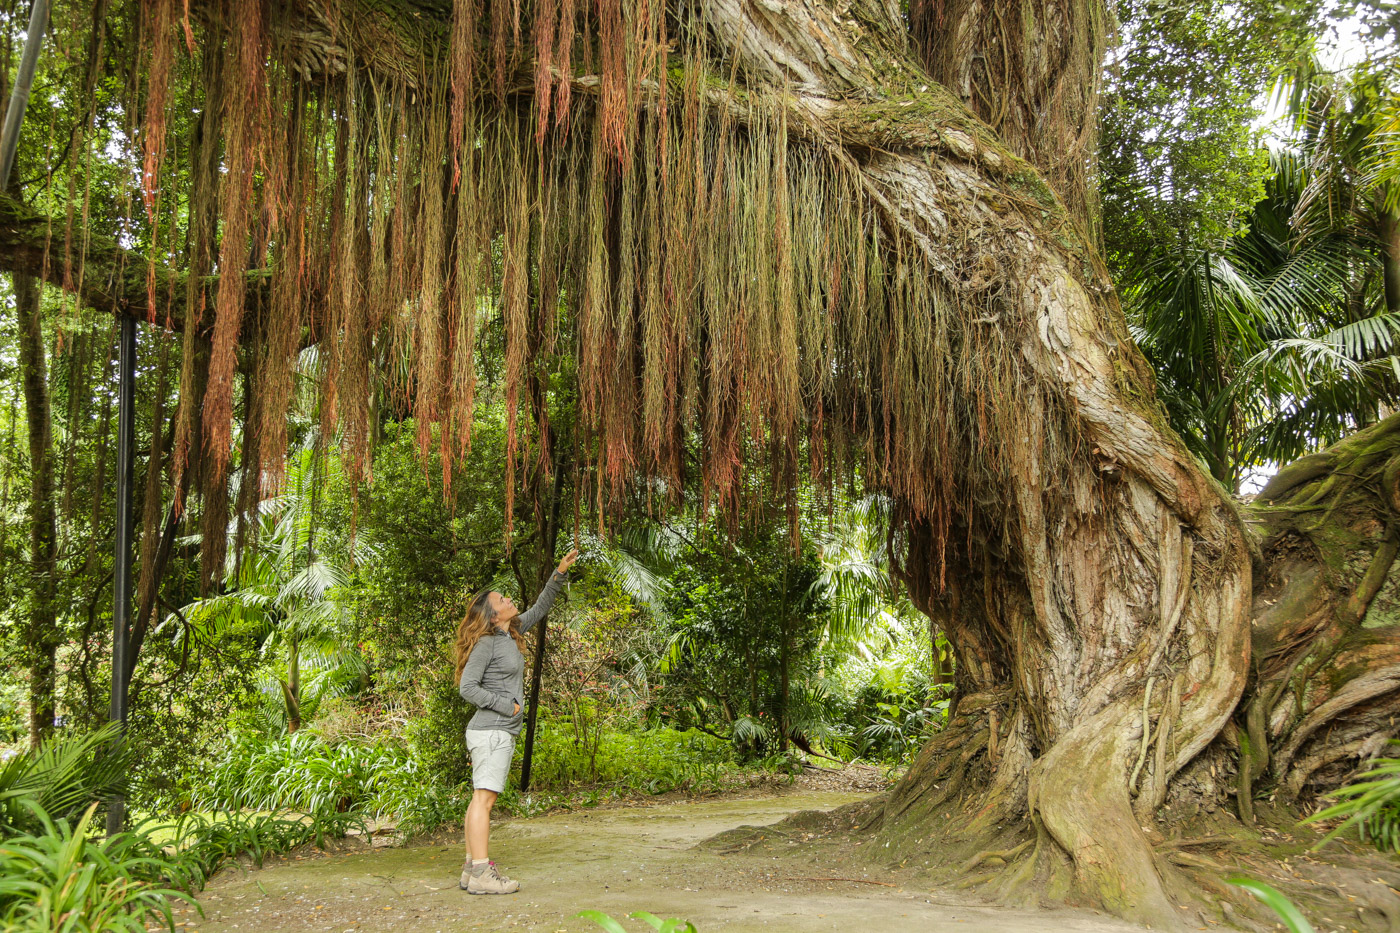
577;909;631;933
628;911;666;930
1227;877;1315;933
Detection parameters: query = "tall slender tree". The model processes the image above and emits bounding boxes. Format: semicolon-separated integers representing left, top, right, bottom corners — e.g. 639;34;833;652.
11;271;59;748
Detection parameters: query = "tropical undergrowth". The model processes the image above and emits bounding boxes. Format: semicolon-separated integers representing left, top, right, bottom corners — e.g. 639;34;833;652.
0;726;368;932
139;430;927;840
0;800;370;933
0;803;195;933
189;714;782;834
1304;744;1400;854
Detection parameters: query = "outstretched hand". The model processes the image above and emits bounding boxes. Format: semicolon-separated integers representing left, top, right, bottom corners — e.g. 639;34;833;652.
556;547;579;575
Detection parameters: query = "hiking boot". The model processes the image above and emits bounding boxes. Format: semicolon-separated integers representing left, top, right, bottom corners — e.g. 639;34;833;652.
465;861;520;895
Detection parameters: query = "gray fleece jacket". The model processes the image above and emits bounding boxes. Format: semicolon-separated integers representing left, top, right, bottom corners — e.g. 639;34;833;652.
458;571;567;735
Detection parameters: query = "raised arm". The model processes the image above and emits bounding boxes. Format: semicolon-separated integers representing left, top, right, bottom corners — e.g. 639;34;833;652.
516;572;565;635
516;549;578;634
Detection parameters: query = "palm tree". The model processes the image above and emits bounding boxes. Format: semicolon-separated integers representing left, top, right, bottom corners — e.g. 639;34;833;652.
1127;143;1399;489
174;443;370;733
1240;58;1400;468
1283;56;1399;319
808;493;953;693
808;494;903;651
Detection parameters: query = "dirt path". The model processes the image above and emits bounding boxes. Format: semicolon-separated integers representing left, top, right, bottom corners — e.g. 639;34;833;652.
179;790;1153;933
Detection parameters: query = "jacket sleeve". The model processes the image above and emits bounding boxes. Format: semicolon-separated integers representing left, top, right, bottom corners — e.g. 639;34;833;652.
516;570;568;635
457;639;516;715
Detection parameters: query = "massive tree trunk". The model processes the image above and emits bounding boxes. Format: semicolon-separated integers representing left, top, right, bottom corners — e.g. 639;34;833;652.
12;272;61;748
698;4;1247;927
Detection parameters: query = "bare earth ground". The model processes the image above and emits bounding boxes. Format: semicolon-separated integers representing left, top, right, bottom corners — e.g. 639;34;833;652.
172;779;1155;933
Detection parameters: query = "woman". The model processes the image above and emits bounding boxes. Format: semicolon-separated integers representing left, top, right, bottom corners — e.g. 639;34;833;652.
453;547;578;895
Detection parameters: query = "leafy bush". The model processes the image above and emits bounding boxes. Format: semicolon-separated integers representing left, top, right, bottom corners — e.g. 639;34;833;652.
196;731;410;819
403;678;475;789
858;695;949;762
825;622;949;763
525;719;738;794
0;802;195;933
370;773;472;837
196;728;471;834
1303;746;1400;852
149;809;366;883
0;794;365;933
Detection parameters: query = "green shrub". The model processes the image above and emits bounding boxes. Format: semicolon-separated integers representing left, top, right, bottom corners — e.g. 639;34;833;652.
1302;746;1400;852
196;731;409;819
0;723;128;836
149;809;366;884
0;796;365;933
524;719;737;793
825;627;949;764
196;729;471;835
0;802;195;933
404;678;475;788
371;775;472;837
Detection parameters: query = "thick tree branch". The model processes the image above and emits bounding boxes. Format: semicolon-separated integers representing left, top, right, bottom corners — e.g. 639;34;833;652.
0;194;317;340
0;193;187;329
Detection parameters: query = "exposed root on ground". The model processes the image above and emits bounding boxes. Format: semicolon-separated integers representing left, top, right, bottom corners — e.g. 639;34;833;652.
709;786;1400;931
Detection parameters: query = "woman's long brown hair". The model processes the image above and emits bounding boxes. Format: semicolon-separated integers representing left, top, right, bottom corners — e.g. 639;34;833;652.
453;590;527;680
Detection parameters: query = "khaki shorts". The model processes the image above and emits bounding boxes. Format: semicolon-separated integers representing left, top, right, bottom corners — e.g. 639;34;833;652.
465;728;516;793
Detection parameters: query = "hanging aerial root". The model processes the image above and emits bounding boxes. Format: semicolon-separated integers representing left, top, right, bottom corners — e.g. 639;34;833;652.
202;0;269;484
119;0;1131;598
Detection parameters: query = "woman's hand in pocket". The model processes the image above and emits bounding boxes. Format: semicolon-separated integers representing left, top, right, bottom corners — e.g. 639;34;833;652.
513;702;521;715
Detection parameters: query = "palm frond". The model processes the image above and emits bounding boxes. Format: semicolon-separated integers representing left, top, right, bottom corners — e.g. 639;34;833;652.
0;723;129;835
278;558;348;606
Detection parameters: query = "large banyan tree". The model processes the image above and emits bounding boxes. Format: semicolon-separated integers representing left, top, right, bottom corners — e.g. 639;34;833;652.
5;0;1400;926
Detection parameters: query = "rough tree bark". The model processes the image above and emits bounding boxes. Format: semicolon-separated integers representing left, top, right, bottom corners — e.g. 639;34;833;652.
907;0;1107;234
1243;417;1400;810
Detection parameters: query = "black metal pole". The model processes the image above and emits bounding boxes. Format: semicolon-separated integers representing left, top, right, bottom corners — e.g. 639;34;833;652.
106;314;135;836
520;451;566;792
0;0;52;191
